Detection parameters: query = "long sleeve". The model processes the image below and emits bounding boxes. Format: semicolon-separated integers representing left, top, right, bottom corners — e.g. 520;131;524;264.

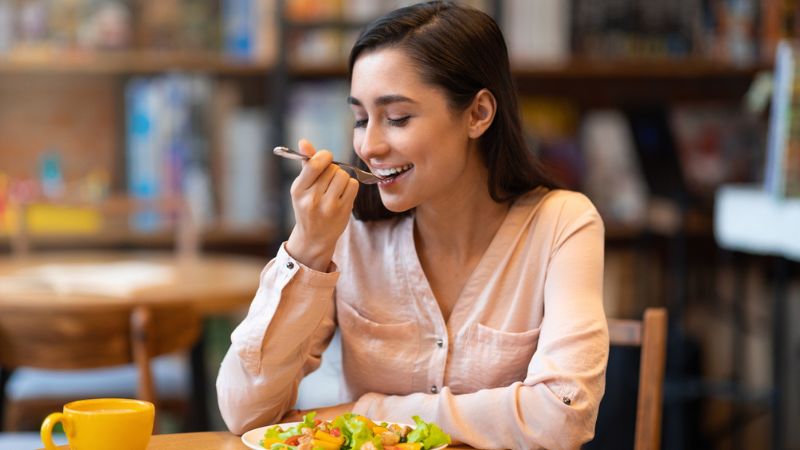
216;243;339;434
352;196;608;450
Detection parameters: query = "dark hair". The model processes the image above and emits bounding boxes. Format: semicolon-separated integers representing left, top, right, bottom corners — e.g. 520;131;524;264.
349;1;554;221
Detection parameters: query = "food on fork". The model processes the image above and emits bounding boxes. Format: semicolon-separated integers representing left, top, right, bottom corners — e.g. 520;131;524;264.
259;412;450;450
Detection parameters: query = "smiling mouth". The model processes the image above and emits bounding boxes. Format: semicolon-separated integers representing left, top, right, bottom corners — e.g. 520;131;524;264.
374;164;414;181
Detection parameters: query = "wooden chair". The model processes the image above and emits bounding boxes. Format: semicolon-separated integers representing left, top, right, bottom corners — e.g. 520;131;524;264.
607;308;668;450
1;194;202;431
0;303;201;431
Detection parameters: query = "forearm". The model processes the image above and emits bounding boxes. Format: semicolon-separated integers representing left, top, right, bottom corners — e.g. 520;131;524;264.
216;244;339;433
217;350;303;434
354;355;606;450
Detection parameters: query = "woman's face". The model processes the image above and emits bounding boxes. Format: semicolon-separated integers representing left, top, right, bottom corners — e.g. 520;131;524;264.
349;48;481;213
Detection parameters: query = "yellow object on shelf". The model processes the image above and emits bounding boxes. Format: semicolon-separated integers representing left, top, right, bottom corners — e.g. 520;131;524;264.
26;203;103;235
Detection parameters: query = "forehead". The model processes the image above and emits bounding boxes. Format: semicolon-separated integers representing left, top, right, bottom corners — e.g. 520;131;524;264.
350;48;437;103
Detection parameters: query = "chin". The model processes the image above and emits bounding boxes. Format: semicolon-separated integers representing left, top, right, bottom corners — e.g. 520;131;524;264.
382;202;413;213
379;195;416;214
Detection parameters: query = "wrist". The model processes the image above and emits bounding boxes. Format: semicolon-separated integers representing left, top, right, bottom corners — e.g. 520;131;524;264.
286;233;335;272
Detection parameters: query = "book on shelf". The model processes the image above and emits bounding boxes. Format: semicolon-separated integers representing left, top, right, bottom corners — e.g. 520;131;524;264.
625;107;688;202
702;0;759;64
287;81;351;164
0;1;12;55
209;81;276;231
125;74;216;231
0;0;134;53
671;105;766;201
136;0;218;51
519;97;583;190
0;0;278;59
503;0;570;64
760;0;800;62
569;0;769;63
571;0;701;60
220;108;271;229
764;40;800;198
580;110;648;228
222;0;277;62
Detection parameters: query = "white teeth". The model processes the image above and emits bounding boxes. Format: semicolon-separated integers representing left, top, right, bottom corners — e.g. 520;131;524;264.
374;164;413;177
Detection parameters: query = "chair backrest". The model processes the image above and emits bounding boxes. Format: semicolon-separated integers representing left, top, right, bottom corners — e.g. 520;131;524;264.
607;308;668;450
0;303;201;405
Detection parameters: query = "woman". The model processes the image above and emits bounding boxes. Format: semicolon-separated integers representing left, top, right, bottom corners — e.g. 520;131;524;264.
217;2;608;449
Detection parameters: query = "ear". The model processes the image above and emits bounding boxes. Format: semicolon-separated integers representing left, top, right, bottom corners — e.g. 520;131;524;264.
467;88;497;139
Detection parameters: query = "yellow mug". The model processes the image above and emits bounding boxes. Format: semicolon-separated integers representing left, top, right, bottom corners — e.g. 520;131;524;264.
41;398;155;450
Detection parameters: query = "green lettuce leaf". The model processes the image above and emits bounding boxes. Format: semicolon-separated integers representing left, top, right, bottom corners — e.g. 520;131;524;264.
269;444;297;450
407;416;451;450
329;413;383;450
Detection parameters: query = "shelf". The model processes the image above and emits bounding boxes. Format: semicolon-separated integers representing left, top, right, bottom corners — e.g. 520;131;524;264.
0;223;278;250
512;58;770;80
0;53;768;81
0;50;271;75
284;20;369;31
286;58;770;80
510;58;769;104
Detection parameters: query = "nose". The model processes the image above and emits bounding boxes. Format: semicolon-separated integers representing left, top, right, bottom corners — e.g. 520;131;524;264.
356;122;389;162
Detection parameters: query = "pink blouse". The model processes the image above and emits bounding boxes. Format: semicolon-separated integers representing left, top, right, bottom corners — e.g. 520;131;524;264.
216;188;608;450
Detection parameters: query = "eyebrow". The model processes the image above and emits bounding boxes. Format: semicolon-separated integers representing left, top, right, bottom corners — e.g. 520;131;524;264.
347;95;418;107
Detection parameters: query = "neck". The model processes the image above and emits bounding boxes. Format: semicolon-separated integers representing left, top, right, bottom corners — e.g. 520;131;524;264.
414;173;510;262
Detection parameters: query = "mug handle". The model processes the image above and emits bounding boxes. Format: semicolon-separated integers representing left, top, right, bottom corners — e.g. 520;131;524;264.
40;412;66;450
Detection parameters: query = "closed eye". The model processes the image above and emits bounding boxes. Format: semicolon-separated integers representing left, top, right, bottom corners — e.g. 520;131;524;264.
354;119;368;128
388;116;410;126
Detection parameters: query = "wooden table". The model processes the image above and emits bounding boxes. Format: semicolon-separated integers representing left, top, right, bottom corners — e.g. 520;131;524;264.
40;431;478;449
0;251;265;430
0;251;264;314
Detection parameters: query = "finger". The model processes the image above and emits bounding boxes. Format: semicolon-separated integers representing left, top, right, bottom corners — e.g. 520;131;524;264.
313;163;340;194
342;178;359;203
325;168;352;198
298;138;316;158
294;150;334;191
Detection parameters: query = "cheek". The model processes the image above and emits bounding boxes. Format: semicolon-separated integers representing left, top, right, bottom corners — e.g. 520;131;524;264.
352;131;363;154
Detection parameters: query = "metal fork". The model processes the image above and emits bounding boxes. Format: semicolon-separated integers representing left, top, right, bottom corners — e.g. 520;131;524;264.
272;146;384;185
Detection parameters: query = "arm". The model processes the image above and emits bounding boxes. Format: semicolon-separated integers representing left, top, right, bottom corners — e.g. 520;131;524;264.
354;203;608;450
216;246;338;434
217;139;360;434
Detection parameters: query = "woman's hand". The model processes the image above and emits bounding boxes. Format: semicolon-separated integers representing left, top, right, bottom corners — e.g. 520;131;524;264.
286;139;360;272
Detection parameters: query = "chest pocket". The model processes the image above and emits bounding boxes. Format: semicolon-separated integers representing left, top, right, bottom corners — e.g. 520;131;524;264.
337;300;420;396
450;323;540;391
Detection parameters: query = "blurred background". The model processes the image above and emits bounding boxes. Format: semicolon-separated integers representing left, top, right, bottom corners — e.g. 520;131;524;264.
0;0;798;449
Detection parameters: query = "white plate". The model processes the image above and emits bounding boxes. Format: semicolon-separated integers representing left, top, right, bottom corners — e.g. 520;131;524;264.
241;421;447;449
242;422;300;449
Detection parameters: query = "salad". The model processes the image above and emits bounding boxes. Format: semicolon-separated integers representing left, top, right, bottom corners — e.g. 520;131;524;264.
259;412;451;450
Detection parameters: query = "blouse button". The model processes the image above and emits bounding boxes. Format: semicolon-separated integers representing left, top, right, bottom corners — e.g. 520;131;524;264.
436;338;444;348
286;261;295;270
562;396;571;405
430;385;438;394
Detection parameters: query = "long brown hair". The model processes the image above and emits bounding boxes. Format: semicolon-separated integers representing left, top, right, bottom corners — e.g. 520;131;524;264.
349;1;554;221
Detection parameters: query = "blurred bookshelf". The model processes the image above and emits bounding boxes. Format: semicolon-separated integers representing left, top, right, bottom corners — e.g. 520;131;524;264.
0;50;270;75
0;0;798;445
0;0;794;252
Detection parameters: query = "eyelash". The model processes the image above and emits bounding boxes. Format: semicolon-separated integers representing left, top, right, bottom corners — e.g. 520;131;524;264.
353;116;411;129
389;116;410;126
